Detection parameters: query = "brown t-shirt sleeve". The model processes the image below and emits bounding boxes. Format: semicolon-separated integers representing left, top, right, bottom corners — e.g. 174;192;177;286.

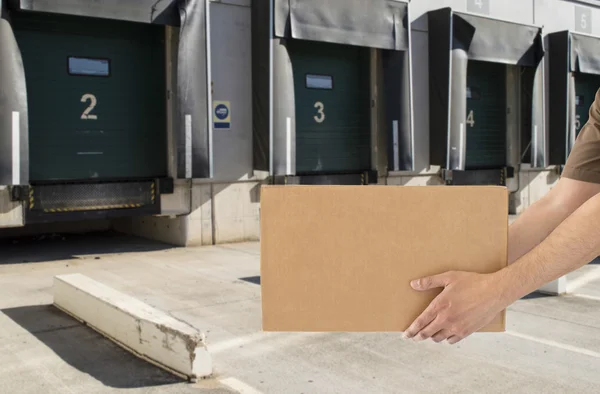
562;88;600;184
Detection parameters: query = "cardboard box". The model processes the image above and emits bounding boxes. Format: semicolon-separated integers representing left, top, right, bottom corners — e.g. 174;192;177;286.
260;185;508;332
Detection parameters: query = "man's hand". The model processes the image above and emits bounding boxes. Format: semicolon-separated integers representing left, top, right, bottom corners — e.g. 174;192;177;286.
403;271;512;345
402;180;600;345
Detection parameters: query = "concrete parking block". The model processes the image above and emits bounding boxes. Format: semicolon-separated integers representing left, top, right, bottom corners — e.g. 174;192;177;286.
52;273;212;382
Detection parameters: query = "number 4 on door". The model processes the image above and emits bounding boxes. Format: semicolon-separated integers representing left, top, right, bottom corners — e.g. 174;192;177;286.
466;110;475;127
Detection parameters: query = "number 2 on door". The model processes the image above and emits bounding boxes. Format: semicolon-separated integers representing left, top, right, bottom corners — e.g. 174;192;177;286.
81;93;98;120
314;101;325;123
466;110;475;127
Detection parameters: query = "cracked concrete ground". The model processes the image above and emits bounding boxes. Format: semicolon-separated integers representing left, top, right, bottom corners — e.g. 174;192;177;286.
0;231;600;393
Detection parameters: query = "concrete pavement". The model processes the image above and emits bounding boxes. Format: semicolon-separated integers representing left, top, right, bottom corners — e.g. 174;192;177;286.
1;232;600;393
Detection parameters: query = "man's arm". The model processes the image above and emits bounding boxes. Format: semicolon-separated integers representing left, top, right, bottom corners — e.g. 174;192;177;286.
500;189;600;301
508;177;600;264
403;88;600;344
507;87;600;264
401;177;600;344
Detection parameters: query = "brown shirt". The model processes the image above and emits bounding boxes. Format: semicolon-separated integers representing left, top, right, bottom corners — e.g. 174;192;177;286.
562;88;600;184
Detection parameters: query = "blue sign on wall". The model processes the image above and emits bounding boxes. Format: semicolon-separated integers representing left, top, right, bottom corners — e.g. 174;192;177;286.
213;101;231;129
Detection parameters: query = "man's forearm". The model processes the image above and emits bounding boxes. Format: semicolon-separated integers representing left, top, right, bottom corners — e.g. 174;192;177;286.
508;177;600;264
508;198;570;264
500;192;600;301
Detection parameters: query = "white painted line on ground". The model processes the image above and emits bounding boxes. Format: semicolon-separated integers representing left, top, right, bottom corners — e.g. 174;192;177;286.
220;377;264;394
506;330;600;359
209;332;275;354
567;267;600;292
570;293;600;302
207;332;327;355
209;331;326;355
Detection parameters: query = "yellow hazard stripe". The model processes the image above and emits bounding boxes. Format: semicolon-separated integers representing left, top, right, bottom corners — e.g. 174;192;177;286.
43;203;144;213
29;187;35;210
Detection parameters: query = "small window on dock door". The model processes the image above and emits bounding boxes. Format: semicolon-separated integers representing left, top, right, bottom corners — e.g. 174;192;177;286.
306;74;333;90
68;57;111;77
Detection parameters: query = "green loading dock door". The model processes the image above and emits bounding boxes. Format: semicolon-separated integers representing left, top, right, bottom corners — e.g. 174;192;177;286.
12;12;167;182
465;60;507;170
288;40;371;174
574;73;600;137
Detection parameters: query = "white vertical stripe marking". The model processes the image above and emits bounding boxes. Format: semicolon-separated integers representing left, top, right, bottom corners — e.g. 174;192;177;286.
392;120;399;171
206;0;214;178
407;25;415;171
458;122;465;170
185;114;192;179
12;111;20;185
532;125;538;166
286;117;292;175
268;0;274;175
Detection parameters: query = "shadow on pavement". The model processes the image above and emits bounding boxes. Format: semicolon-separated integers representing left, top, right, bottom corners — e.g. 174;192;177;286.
521;291;553;300
1;304;182;389
0;231;174;265
239;276;261;285
589;257;600;265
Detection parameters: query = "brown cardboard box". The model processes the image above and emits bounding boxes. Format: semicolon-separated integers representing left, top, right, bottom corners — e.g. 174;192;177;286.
260;185;508;332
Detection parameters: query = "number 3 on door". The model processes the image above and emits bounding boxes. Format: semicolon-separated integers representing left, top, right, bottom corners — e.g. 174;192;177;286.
81;93;98;120
314;101;325;123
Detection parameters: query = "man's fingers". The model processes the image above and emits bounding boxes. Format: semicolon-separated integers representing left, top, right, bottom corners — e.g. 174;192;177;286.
431;329;451;343
413;318;444;342
447;335;464;345
403;306;437;339
411;271;455;291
